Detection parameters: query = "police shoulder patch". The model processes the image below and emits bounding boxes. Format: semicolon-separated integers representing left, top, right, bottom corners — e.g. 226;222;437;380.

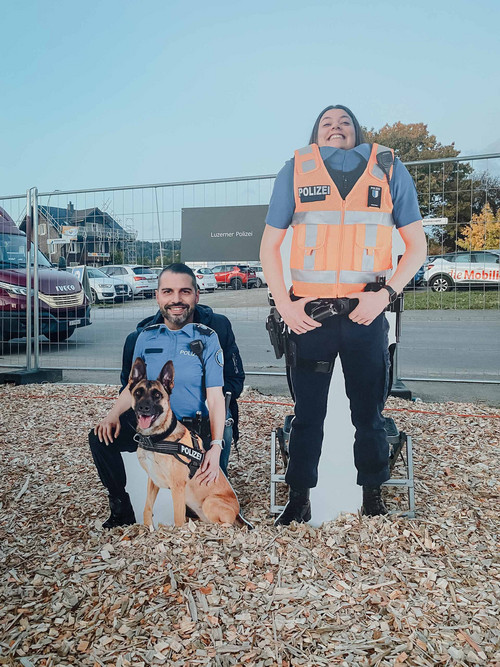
194;323;215;336
215;349;224;367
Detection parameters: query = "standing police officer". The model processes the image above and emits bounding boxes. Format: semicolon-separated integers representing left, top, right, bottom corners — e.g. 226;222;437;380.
89;263;244;528
261;105;427;524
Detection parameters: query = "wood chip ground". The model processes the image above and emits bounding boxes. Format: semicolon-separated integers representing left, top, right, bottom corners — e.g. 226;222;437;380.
0;384;499;666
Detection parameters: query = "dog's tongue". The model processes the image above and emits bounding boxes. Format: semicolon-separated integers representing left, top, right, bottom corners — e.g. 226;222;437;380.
138;415;154;430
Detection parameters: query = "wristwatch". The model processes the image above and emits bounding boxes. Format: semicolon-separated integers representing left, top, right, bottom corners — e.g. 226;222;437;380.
210;439;224;450
381;284;398;304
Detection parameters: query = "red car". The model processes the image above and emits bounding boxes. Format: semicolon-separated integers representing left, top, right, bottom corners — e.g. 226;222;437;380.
210;264;258;290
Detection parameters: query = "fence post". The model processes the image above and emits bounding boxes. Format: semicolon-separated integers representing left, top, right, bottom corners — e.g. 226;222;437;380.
32;188;40;370
25;189;33;371
24;187;40;372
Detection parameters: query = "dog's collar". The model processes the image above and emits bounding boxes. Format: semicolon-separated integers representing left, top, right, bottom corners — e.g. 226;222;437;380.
135;413;178;445
133;424;205;479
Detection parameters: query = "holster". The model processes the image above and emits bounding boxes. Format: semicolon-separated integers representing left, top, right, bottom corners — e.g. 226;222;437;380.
180;415;210;440
266;307;286;359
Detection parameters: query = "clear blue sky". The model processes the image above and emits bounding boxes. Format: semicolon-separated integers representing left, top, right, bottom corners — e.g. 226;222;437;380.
2;0;499;196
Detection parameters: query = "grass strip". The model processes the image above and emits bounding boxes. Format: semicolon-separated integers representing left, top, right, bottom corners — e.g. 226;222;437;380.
403;289;500;310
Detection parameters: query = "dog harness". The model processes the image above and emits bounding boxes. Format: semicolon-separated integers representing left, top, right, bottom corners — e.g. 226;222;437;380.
133;414;205;479
291;142;395;298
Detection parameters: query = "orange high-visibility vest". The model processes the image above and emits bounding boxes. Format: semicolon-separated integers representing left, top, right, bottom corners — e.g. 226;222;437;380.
290;143;395;298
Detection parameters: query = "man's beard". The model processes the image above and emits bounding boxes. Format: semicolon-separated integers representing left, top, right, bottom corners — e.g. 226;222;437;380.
159;302;195;327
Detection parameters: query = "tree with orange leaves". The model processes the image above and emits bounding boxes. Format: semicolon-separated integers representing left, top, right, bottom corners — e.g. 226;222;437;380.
457;203;500;250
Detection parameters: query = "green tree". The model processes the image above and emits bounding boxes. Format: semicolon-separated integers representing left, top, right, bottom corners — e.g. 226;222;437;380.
110;249;124;264
363;122;459;162
155;250;181;266
363;121;475;250
470;172;500;218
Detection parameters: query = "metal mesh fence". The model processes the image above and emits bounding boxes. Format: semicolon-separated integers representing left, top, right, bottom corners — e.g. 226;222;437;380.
1;153;499;384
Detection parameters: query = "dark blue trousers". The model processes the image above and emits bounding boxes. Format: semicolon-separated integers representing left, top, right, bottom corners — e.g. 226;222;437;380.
286;313;391;489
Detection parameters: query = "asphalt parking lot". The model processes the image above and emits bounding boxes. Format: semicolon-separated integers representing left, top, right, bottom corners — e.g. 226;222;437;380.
1;286;500;405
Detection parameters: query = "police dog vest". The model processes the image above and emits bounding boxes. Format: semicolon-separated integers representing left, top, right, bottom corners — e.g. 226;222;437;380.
291;143;395;298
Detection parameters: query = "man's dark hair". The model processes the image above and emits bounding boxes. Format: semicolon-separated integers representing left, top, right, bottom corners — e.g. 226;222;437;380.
309;104;365;147
159;263;199;291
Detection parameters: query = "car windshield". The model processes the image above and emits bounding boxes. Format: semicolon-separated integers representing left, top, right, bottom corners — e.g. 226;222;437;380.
133;267;155;275
87;267;109;279
0;233;52;268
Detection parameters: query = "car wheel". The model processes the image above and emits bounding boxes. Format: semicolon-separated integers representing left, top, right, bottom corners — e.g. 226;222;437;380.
47;326;76;343
429;275;453;293
254;278;262;288
231;278;243;290
90;288;99;304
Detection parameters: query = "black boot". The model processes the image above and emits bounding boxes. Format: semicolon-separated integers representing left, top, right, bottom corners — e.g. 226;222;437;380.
185;505;199;520
274;488;311;526
102;494;136;529
362;486;388;516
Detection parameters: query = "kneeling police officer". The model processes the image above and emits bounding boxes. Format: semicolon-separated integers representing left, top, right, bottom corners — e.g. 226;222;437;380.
89;263;244;528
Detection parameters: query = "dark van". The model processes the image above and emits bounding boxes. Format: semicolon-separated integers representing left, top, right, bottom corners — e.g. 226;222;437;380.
0;207;91;343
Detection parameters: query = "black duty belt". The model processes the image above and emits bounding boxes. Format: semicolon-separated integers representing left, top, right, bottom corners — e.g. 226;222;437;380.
133;417;205;479
304;298;358;321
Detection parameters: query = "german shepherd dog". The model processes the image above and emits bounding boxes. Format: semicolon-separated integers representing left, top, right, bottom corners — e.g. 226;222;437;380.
129;357;248;528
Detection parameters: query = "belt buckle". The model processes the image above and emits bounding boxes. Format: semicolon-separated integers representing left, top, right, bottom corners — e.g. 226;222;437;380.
308;300;338;322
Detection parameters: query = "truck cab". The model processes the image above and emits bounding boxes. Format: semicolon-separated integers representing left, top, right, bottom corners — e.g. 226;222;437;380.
0;207;91;343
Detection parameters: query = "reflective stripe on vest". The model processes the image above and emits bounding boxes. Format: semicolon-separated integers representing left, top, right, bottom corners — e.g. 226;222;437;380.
290;142;395;298
291;268;388;285
291;268;338;283
292;210;393;227
292;211;342;225
343;210;393;226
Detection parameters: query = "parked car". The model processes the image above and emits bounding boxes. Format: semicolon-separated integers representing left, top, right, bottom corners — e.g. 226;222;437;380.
100;265;158;297
0;207;91;343
194;267;217;292
68;266;129;303
210;264;258;290
424;250;500;292
249;265;267;288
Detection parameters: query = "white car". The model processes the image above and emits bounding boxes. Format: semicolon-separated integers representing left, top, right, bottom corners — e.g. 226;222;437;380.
249;265;267;288
424;250;500;292
85;267;129;302
101;265;158;298
194;267;217;292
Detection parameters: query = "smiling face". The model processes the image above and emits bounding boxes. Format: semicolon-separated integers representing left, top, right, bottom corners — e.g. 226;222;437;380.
156;270;199;330
316;108;356;150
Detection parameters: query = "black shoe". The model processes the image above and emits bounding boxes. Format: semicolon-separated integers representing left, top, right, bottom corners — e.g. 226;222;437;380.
102;494;136;529
185;505;199;520
274;488;311;526
361;486;388;516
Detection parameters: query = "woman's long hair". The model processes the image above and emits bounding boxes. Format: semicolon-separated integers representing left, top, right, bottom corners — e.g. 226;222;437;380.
309;105;365;146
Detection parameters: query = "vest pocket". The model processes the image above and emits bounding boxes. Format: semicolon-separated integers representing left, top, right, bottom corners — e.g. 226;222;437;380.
292;224;328;271
353;224;391;272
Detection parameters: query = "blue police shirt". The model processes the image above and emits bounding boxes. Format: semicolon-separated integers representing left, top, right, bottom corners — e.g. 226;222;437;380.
132;323;224;418
266;144;421;230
